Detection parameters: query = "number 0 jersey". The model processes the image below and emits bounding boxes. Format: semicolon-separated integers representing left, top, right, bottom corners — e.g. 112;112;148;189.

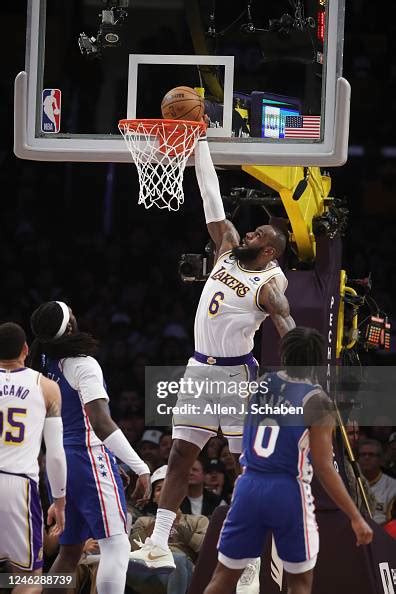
194;251;287;357
0;368;46;482
241;371;322;482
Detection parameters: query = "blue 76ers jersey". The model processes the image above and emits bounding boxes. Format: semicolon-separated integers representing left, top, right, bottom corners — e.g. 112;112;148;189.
44;356;108;447
240;372;322;481
42;357;127;546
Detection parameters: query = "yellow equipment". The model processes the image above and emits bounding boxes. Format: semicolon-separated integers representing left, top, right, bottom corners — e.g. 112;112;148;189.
243;165;331;262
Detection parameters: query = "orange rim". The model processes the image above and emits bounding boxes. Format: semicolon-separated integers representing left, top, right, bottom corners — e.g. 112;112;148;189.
118;118;207;134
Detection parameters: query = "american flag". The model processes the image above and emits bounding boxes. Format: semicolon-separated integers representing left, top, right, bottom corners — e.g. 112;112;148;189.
284;115;321;139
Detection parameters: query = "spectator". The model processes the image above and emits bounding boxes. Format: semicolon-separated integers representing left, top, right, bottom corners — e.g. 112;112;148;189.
203;459;234;503
346;419;361;456
159;432;173;465
384;432;396;478
219;443;239;486
129;465;208;594
358;439;396;524
138;429;163;471
76;539;101;594
180;459;223;517
204;459;226;497
219;443;236;471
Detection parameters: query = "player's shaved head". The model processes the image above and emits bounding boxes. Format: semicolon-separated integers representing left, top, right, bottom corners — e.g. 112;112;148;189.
0;322;26;360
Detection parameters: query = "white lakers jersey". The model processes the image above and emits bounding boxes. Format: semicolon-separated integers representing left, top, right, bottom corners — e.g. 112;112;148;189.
0;368;46;482
194;251;287;357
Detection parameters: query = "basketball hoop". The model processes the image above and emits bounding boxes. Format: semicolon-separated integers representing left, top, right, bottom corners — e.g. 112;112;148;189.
118;118;207;211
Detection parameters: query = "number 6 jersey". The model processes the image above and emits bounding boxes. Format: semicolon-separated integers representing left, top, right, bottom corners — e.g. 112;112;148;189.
0;368;46;482
194;251;287;357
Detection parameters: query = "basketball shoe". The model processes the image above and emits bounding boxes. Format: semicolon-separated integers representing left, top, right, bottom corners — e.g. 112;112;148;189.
129;538;176;572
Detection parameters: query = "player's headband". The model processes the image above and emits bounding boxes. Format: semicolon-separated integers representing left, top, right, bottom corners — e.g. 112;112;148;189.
54;301;70;339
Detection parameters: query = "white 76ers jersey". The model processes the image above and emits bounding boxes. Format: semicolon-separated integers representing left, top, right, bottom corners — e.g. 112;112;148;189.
0;368;46;482
194;251;288;357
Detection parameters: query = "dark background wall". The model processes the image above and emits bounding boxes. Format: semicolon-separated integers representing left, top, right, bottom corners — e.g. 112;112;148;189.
1;1;396;428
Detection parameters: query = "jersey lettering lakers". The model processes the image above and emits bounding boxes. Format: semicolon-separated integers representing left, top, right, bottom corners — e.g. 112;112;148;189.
194;251;287;357
0;368;46;482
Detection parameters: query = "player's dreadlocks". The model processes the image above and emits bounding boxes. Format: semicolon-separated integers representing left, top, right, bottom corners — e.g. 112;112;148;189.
280;326;325;380
28;301;98;372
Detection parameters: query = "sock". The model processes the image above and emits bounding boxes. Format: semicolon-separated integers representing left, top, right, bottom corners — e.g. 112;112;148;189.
97;533;130;594
150;508;177;549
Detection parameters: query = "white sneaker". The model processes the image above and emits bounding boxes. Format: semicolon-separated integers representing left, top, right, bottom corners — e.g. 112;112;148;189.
129;538;176;573
236;558;261;594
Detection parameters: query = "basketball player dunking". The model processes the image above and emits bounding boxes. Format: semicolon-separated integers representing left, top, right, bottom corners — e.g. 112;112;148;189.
0;323;67;591
130;134;296;570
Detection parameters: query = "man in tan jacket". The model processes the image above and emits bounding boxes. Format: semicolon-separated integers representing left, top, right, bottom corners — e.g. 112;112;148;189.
128;465;209;594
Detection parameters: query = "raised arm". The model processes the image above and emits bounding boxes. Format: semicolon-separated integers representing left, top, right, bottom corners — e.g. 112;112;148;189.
195;138;240;257
259;278;295;337
208;219;240;258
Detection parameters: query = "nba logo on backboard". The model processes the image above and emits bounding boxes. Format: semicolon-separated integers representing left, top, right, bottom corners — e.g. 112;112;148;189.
41;89;61;133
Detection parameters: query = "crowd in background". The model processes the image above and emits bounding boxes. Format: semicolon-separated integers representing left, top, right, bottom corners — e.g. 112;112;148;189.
38;436;238;594
0;1;396;591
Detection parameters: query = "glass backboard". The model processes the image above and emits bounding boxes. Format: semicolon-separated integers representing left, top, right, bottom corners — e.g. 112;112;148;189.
14;0;350;165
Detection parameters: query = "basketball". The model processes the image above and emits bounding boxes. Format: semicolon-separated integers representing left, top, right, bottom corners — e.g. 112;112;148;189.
161;86;204;121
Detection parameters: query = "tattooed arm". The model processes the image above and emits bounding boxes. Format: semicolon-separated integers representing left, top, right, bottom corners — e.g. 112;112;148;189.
207;219;240;259
259;278;296;337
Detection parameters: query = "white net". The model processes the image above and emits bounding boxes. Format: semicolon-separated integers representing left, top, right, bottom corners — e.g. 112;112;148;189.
119;119;206;211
